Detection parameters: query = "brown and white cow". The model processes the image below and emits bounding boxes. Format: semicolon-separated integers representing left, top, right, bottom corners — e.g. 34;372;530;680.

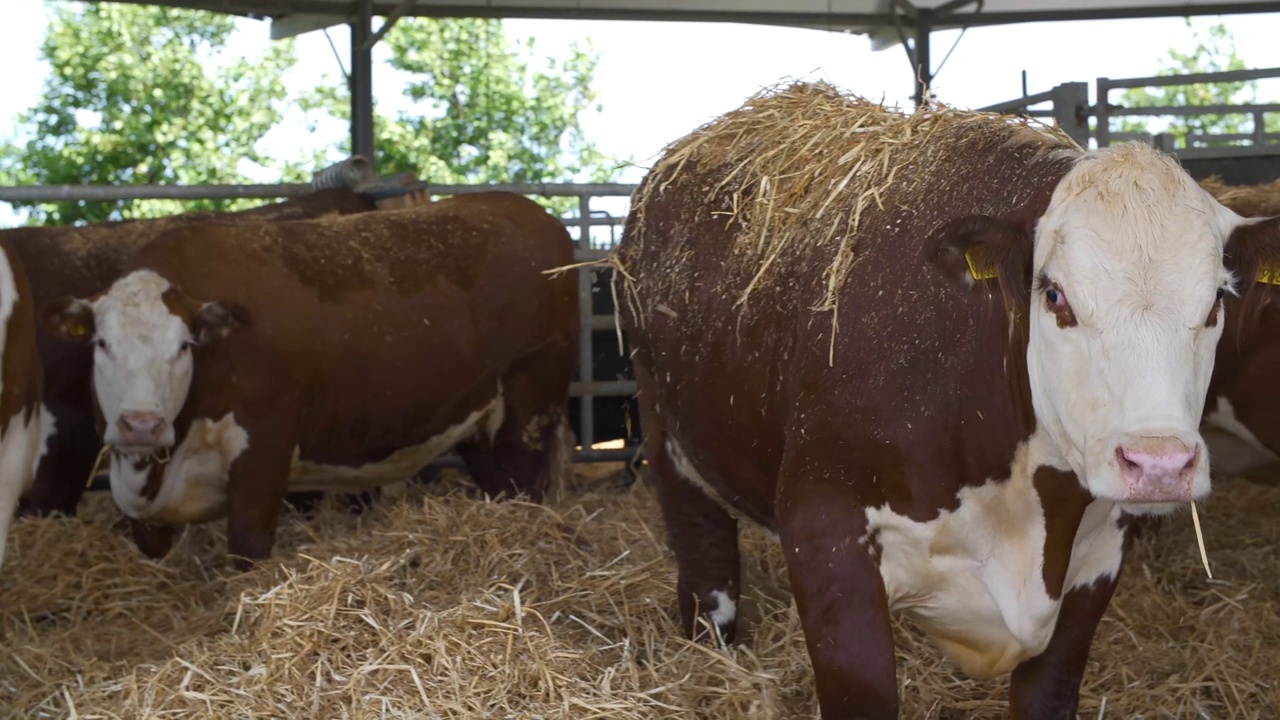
1197;178;1280;480
617;91;1280;717
0;237;47;568
41;191;578;567
10;188;378;520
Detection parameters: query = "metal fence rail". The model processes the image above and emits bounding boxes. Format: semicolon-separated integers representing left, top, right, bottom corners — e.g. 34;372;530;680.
1;178;645;471
979;66;1280;160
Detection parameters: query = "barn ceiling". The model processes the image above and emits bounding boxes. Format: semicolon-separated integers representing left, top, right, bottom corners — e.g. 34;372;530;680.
82;0;1280;41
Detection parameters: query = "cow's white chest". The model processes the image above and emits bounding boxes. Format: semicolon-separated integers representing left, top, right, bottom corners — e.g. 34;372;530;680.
0;405;52;566
110;389;506;524
289;387;505;492
864;449;1125;678
1202;396;1280;477
111;412;250;524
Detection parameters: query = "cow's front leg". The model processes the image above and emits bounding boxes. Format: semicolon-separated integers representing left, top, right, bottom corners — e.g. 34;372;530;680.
1009;554;1128;719
224;416;296;571
777;465;898;720
129;518;177;559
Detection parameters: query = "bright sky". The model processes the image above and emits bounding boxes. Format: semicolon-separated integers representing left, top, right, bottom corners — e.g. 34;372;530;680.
2;1;1280;228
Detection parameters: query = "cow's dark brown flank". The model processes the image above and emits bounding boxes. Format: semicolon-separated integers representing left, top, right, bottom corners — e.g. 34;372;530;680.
0;241;45;429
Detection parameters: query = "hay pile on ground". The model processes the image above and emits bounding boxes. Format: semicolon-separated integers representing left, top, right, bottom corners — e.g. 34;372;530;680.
622;81;1080;320
2;465;1277;718
1200;175;1280;217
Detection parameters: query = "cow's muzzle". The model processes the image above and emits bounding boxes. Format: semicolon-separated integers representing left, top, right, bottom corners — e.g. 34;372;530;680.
116;410;169;450
1115;435;1201;503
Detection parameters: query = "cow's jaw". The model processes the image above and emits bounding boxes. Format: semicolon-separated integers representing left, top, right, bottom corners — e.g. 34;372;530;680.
90;270;195;454
1025;143;1234;515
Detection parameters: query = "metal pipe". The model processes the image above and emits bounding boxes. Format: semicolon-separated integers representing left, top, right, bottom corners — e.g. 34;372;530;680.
311;156;376;189
350;0;377;173
0;182;640;204
912;14;932;107
569;380;634;397
576;194;596;449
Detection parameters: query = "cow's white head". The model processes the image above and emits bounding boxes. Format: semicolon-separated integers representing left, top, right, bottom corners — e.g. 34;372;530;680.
41;270;246;453
930;142;1280;515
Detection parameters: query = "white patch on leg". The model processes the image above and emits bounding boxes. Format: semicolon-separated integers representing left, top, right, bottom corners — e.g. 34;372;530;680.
23;404;55;495
1202;396;1280;477
0;408;50;566
111;412;250;525
708;588;737;629
291;388;505;492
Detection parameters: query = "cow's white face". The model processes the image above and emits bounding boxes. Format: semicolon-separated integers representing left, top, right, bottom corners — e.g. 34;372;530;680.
89;271;196;451
41;270;243;454
1026;143;1237;514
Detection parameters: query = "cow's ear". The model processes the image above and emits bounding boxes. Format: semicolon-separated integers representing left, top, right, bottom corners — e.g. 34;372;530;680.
40;297;96;343
192;301;249;344
926;214;1033;296
1225;214;1280;295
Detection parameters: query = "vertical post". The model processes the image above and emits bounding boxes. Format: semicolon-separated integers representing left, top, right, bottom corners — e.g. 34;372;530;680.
576;194;595;450
912;17;932;106
350;0;376;171
1050;82;1091;147
1094;77;1112;149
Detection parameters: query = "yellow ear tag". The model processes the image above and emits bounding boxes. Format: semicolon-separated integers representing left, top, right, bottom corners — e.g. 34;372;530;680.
1257;263;1280;286
965;250;998;281
66;316;87;338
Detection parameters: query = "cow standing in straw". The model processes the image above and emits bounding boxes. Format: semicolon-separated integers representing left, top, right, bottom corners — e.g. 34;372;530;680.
12;188;380;522
41;191;578;567
616;82;1280;718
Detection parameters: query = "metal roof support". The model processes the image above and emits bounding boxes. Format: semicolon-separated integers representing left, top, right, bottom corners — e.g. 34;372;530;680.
350;0;376;171
913;14;931;106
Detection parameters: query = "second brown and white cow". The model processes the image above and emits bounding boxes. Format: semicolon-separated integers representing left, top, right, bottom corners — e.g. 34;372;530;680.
1196;178;1280;480
11;188;378;519
617;84;1280;718
42;191;578;567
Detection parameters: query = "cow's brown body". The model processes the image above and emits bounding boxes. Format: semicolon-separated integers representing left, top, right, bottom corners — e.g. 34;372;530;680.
87;191;577;564
1201;181;1280;479
12;189;377;517
0;237;46;567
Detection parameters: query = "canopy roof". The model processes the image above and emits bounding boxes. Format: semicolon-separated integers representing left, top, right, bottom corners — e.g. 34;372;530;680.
86;1;1280;39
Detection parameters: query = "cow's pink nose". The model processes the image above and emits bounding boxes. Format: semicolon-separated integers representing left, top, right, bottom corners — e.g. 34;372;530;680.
117;411;167;446
1116;441;1198;503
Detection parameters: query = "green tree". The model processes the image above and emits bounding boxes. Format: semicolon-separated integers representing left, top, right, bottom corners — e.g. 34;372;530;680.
1114;20;1259;149
0;3;303;225
304;17;622;214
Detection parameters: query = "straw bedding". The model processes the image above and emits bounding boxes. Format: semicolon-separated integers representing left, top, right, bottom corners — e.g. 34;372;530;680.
618;81;1079;326
2;462;1276;718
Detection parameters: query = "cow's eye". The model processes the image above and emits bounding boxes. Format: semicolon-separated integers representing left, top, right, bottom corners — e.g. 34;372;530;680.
179;340;195;353
94;338;108;352
1045;287;1067;308
1216;287;1226;301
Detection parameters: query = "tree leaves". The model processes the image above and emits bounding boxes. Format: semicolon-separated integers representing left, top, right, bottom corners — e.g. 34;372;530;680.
0;4;300;225
0;10;623;225
1115;20;1258;149
303;18;623;215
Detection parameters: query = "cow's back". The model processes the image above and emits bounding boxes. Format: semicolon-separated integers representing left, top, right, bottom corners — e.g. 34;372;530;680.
136;191;577;463
618;90;1076;523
